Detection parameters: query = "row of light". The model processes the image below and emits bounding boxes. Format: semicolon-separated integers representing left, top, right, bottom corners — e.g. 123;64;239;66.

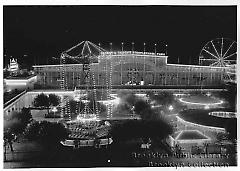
176;115;225;132
103;56;113;119
91;66;99;118
98;42;168;48
60;54;66;118
100;51;165;56
109;55;113;118
209;111;236;118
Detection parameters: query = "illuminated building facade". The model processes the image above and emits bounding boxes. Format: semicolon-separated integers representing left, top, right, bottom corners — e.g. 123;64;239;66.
7;58;19;73
33;51;226;89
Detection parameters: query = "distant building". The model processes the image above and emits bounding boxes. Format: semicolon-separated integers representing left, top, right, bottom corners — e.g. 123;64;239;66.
7;58;19;73
4;75;38;92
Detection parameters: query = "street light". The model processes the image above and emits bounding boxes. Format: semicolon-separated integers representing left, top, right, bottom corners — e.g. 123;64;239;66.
168;105;174;111
165;44;168;55
52;107;58;118
132;42;134;52
110;43;112;52
143;42;146;53
204;105;210;110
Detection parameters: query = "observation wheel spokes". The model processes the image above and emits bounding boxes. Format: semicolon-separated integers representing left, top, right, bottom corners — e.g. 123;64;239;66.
199;38;237;67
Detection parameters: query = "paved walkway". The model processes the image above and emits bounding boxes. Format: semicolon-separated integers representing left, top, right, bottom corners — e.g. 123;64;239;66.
4;140;44;162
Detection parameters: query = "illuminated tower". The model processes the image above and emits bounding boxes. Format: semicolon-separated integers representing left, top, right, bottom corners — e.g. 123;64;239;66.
60;41;110;121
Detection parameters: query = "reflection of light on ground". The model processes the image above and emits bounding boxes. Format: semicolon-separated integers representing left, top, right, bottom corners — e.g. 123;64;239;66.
204;105;210;110
135;93;147;97
206;92;211;97
98;94;121;106
179;98;224;106
151;104;162;108
52;107;57;112
169;105;174;111
173;93;189;97
74;96;80;102
81;99;90;103
150;100;156;105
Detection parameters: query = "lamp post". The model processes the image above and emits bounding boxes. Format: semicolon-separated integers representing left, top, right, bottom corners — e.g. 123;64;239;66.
52;107;58;119
110;43;112;52
143;42;146;53
165;44;168;55
121;42;124;52
154;43;157;54
169;105;174;111
132;42;134;52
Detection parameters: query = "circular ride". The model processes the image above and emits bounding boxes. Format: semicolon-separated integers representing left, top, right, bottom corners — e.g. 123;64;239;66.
66;119;111;140
199;38;237;84
61;119;113;148
59;41;114;148
199;38;236;67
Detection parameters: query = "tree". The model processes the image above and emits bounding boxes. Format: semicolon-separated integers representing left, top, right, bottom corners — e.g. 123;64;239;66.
4;117;24;135
111;95;173;144
225;118;237;141
24;121;69;148
4;70;10;78
24;120;41;140
124;93;139;107
134;100;154;120
151;92;174;106
110;119;173;143
4;108;32;135
213;84;236;111
48;94;60;107
19;108;32;125
33;93;50;113
113;103;132;116
117;91;139;107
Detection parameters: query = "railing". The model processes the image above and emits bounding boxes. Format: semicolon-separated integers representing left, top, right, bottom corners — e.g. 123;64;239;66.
4;90;27;109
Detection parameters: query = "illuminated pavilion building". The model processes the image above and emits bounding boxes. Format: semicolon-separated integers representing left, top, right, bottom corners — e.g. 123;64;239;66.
33;39;236;90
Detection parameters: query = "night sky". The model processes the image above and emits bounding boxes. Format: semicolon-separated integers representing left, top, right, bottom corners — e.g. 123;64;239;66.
3;6;237;68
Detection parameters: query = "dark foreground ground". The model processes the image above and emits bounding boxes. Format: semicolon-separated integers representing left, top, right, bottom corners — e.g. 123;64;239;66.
4;139;237;168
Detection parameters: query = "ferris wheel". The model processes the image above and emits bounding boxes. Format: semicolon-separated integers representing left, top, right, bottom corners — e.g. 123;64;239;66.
199;38;237;67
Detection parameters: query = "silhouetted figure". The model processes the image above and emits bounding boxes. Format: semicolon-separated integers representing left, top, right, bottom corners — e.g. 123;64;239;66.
4;130;14;152
8;139;14;152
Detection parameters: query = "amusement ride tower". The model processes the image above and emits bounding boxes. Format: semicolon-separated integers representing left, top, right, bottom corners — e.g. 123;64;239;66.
60;41;112;122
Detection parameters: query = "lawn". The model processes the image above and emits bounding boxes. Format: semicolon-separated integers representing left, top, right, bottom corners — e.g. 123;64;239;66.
181;95;220;104
179;109;235;128
177;130;208;140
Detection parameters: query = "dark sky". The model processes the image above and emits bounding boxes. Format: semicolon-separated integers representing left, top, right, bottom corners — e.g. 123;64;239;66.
3;5;237;68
